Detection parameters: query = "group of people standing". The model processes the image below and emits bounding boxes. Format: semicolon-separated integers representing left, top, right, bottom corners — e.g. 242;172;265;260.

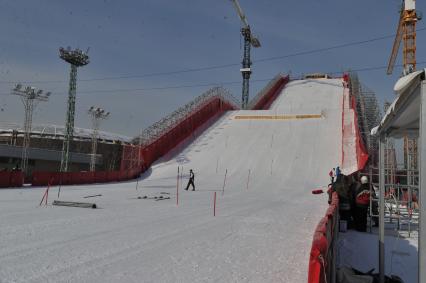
328;168;378;232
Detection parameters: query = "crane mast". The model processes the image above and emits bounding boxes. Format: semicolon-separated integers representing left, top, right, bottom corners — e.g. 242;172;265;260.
387;0;420;75
230;0;261;109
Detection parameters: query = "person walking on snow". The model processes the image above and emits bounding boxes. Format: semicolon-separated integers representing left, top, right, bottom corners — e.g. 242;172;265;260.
185;169;195;191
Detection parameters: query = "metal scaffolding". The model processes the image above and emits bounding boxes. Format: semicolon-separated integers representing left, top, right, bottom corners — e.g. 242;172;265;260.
88;106;110;172
349;72;382;166
133;86;239;146
11;84;50;174
59;47;90;172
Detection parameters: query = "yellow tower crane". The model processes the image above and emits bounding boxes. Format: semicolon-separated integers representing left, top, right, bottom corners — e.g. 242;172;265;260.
387;0;421;75
387;1;422;199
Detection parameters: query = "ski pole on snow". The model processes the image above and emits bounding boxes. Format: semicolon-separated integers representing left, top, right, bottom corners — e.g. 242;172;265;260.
213;191;217;216
222;169;227;196
39;181;51;206
216;157;219;173
246;169;251;190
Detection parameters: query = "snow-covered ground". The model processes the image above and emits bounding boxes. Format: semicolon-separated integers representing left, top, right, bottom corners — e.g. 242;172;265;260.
1;79;344;282
338;229;418;283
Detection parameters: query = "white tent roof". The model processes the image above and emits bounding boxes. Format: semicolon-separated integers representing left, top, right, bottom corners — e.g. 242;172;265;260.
371;69;424;138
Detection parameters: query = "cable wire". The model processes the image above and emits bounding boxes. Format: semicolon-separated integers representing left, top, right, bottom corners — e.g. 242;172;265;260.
0;27;424;85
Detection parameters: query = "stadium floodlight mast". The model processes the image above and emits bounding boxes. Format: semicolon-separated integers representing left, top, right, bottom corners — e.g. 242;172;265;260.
59;46;90;172
88;106;110;172
11;84;51;174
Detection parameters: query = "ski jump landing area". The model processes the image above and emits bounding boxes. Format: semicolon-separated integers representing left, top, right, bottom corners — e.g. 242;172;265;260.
1;78;350;282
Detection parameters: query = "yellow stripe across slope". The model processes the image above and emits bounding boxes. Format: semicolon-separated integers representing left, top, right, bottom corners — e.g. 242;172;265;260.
233;114;322;120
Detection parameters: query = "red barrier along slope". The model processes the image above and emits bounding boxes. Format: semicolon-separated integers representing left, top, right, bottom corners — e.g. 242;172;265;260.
341;76;369;174
136;97;236;171
32;97;236;187
251;75;290;110
0;171;24;188
308;192;339;283
351;96;369;170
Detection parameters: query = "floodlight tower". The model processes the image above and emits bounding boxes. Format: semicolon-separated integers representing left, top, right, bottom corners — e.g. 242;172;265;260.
59;47;90;172
11;84;51;174
88;106;110;171
230;0;261;109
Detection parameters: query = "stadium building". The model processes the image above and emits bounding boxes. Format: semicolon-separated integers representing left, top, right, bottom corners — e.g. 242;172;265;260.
0;122;132;175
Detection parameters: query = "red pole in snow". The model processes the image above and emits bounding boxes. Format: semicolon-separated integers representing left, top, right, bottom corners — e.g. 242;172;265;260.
214;191;216;216
222;169;227;196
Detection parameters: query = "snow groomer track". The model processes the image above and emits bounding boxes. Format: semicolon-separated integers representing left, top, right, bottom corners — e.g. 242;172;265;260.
1;78;357;282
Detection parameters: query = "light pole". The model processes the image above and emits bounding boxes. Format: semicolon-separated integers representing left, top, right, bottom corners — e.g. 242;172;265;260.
59;46;90;172
11;84;50;174
88;106;110;171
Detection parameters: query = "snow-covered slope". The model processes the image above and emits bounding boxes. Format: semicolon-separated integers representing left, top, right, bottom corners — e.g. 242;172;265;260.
1;79;345;282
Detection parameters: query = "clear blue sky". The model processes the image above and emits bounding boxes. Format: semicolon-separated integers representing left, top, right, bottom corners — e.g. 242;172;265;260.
0;0;425;137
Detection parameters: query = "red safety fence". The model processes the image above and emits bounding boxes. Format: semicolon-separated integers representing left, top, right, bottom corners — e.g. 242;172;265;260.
0;171;24;188
351;96;369;170
251;75;290;110
308;192;339;283
32;168;141;186
136;97;236;170
341;74;369;173
31;96;237;187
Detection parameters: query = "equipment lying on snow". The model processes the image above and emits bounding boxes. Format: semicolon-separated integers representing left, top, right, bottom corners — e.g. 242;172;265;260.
337;266;404;283
52;200;97;209
137;195;170;201
83;194;102;198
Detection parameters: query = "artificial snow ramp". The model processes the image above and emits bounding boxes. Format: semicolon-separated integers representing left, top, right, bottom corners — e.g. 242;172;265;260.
1;78;346;282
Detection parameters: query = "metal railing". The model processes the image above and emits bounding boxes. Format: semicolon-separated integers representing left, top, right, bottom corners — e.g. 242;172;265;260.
132;87;239;146
365;167;420;237
246;73;285;110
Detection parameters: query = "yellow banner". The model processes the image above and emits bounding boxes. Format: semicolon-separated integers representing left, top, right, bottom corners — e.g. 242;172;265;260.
234;114;322;120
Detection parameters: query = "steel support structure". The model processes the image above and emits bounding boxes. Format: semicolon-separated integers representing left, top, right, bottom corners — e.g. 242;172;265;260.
60;65;77;172
349;72;382;166
11;85;50;174
59;47;89;172
21;98;34;173
90;116;100;172
419;81;426;283
241;27;252;110
88;106;109;172
379;134;386;283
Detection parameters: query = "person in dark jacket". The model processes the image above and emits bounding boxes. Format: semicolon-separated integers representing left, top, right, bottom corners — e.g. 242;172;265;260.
185;169;195;191
332;174;353;226
335;166;341;179
352;176;370;232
